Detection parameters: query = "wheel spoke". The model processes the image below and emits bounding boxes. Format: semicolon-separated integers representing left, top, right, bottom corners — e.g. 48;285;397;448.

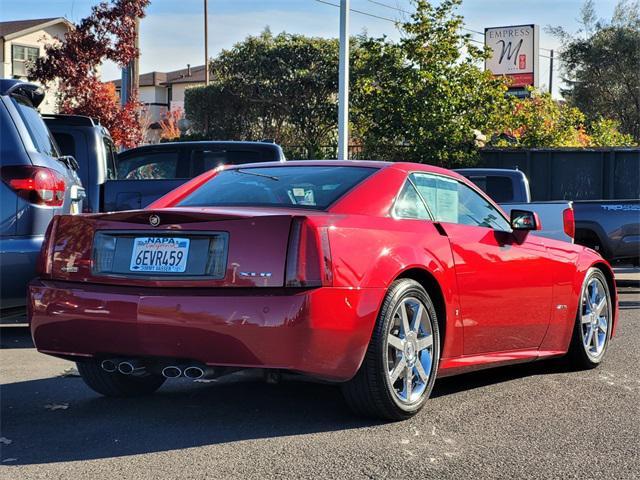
400;304;411;337
404;365;413;399
412;303;423;333
592;328;599;349
388;334;404;351
417;334;433;351
583;294;591;313
389;357;406;384
415;359;429;382
584;326;593;349
595;297;607;316
598;317;608;334
581;313;592;324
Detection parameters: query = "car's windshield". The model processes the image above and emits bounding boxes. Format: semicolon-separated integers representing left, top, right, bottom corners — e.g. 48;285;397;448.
177;166;377;210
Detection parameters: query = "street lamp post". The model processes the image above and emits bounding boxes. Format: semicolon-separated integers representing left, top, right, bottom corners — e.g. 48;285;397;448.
337;0;350;160
204;0;210;85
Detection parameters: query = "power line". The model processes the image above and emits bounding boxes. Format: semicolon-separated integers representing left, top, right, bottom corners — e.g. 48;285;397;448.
363;0;555;51
364;0;484;36
317;0;484;45
318;0;558;54
315;0;397;23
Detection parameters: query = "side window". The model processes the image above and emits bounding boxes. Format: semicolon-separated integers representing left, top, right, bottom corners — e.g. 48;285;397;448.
103;139;118;180
393;180;431;220
412;173;511;231
117;151;179;180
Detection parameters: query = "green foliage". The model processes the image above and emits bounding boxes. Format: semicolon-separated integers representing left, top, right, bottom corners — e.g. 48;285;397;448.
185;30;339;158
587;118;636;147
351;0;510;166
550;0;640;141
184;0;635;162
492;90;636;148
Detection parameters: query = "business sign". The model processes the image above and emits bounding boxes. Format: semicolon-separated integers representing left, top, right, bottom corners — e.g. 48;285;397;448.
485;25;539;89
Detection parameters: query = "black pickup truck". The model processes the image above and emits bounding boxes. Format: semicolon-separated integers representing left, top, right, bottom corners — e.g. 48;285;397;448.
43;114;285;213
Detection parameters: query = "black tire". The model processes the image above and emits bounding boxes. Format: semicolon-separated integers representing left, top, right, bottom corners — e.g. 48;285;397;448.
77;361;166;397
567;268;613;369
341;279;440;420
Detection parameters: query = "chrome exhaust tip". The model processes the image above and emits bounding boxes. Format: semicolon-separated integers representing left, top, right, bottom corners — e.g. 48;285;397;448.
101;359;118;373
162;366;183;378
183;366;205;379
118;360;145;376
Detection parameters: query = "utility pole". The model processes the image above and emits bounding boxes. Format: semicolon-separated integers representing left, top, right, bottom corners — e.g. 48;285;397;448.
548;49;554;95
337;0;350;160
204;0;210;85
121;17;140;106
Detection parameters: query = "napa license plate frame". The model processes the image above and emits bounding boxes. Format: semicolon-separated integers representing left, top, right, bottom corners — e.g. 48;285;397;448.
129;237;190;273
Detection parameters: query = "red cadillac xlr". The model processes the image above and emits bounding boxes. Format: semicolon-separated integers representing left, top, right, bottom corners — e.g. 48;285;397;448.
28;161;618;420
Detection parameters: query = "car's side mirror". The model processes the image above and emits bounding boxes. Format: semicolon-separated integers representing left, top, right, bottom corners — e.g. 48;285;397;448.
510;209;542;231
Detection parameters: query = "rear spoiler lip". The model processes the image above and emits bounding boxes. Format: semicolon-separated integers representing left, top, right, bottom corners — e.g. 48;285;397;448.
84;206;330;222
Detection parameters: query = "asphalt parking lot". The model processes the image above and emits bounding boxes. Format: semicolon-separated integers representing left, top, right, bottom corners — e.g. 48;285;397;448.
1;284;638;479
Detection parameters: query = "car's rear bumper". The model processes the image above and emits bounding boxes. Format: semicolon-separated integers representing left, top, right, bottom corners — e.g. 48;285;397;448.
28;280;384;381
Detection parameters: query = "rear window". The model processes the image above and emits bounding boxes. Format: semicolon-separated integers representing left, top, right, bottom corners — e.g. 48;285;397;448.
191;148;278;174
466;175;514;203
10;96;59;157
177;166;377;210
118;150;180;179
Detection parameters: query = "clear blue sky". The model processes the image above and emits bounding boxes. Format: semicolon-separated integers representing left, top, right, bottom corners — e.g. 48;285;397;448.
0;0;623;95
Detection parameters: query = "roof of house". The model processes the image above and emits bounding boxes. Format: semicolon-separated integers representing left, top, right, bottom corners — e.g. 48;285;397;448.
109;64;207;88
0;17;72;40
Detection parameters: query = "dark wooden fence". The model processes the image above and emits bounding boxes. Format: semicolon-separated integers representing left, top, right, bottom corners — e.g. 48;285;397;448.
477;148;640;201
282;146;639;201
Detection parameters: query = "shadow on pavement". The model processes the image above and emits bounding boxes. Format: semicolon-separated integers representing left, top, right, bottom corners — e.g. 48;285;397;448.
0;372;382;465
0;327;33;349
1;356;578;466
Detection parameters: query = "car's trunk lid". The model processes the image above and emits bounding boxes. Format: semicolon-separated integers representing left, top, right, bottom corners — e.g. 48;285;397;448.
48;208;297;287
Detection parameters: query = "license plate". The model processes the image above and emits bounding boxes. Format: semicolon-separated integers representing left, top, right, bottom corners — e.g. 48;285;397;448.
129;237;190;273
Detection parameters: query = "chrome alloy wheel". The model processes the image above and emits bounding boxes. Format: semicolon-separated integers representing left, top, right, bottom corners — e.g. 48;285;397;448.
580;276;610;359
385;297;434;404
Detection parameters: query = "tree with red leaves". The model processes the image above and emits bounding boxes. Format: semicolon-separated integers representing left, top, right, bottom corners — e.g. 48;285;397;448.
30;0;150;148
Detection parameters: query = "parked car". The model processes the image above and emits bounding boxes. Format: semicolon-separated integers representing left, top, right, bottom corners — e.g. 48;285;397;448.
455;168;574;243
456;167;639;264
42;113;286;213
573;200;640;266
29;161;618;420
42;114;117;214
0;80;84;323
476;149;640;265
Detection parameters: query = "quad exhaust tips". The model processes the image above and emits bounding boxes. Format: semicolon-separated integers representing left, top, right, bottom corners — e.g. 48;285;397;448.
162;364;218;379
100;359;145;376
183;366;204;379
100;359;118;373
161;365;183;378
118;360;145;375
101;359;216;379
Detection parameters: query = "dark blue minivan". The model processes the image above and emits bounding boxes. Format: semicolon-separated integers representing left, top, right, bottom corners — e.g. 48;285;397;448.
0;80;84;323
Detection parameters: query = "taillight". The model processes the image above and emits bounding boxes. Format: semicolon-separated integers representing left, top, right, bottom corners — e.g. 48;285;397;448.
36;215;59;277
1;166;66;207
563;207;575;239
285;218;333;287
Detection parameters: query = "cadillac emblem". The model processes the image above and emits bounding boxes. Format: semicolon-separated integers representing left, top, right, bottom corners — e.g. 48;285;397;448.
149;214;161;227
